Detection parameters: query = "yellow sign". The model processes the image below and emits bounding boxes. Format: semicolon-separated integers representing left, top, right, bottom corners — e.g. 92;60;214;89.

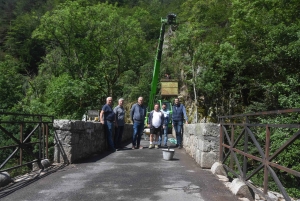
161;81;178;96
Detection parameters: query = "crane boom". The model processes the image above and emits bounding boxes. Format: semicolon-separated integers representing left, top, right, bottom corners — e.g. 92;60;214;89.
148;14;177;111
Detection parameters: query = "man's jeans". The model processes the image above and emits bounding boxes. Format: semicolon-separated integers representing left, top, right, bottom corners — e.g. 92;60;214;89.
158;125;168;146
173;120;183;145
132;122;143;147
114;126;124;149
104;121;115;150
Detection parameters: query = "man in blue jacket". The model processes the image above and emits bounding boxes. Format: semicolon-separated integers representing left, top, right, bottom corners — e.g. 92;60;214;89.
130;97;147;149
172;98;188;149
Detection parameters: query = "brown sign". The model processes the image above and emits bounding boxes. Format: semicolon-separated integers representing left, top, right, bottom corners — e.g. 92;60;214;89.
161;81;178;96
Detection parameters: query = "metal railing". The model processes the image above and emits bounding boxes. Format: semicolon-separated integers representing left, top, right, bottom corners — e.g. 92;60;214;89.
219;109;300;201
0;112;54;173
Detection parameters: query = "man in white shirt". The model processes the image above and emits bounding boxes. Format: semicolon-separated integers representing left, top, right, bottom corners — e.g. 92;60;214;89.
147;103;165;149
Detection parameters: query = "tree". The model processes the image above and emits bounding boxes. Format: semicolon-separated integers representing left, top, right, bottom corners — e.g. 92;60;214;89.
0;55;25;111
170;0;233;120
28;1;150;117
229;0;300;111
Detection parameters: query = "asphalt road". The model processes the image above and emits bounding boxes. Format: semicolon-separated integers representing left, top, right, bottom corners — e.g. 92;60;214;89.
0;138;239;201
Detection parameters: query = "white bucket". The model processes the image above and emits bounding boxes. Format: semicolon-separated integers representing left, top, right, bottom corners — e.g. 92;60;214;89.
162;149;175;160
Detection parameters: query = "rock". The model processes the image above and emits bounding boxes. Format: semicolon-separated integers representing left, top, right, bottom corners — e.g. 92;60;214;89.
211;161;227;176
0;172;12;187
224;181;232;188
239;198;251;201
216;174;229;182
230;178;255;201
267;192;278;201
41;159;51;168
32;162;40;171
254;193;261;200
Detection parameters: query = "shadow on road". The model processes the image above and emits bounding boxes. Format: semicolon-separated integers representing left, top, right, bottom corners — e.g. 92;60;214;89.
0;164;67;199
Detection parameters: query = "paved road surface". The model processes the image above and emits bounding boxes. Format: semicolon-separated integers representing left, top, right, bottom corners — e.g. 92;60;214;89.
0;138;239;201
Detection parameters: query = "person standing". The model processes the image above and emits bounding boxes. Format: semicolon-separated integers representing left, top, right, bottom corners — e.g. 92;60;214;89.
130;97;147;149
172;98;188;149
113;98;125;151
158;103;170;147
100;97;116;152
148;103;164;149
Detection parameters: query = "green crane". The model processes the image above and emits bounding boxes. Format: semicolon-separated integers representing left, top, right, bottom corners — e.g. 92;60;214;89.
145;14;177;128
148;14;177;110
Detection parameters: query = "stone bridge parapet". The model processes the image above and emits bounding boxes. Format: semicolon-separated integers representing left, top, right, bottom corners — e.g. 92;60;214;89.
53;120;133;164
182;123;219;168
53;121;219;167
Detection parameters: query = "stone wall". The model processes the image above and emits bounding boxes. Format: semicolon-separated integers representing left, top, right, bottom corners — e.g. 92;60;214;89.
53;120;133;164
182;123;219;168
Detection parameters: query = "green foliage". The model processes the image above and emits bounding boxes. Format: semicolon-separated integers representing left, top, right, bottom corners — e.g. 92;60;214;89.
0;55;25;110
32;1;149;100
2;0;66;73
45;74;87;118
1;0;300;196
4;11;43;74
174;0;300;197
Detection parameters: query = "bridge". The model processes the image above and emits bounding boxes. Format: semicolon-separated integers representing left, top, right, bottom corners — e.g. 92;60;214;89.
0;110;299;201
0;137;240;201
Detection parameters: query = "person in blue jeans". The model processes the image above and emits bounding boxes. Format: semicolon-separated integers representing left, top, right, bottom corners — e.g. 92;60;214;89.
130;97;147;149
113;98;125;151
172;98;188;149
158;103;171;147
100;97;116;152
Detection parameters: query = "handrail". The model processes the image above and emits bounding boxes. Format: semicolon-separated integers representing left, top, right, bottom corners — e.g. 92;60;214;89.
218;108;300;201
0;112;54;174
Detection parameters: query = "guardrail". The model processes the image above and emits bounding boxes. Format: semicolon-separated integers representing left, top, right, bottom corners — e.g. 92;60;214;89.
0;112;54;173
219;109;300;201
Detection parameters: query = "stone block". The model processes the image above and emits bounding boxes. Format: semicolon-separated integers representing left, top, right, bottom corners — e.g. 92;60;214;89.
211;162;227;176
72;133;80;145
267;192;278;200
216;175;229;182
53;120;72;130
200;137;219;152
86;129;93;140
32;162;40;171
71;120;86;131
185;124;196;135
94;122;103;130
54;144;71;164
64;135;72;144
85;121;94;129
0;172;12;187
41;159;51;168
230;178;254;200
195;149;201;164
200;123;219;137
53;120;125;163
200;151;218;168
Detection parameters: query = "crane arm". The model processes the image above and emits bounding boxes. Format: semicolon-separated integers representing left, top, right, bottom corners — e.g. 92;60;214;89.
147;14;177;111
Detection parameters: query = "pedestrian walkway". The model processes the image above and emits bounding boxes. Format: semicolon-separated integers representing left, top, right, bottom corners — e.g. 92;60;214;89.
0;137;239;201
